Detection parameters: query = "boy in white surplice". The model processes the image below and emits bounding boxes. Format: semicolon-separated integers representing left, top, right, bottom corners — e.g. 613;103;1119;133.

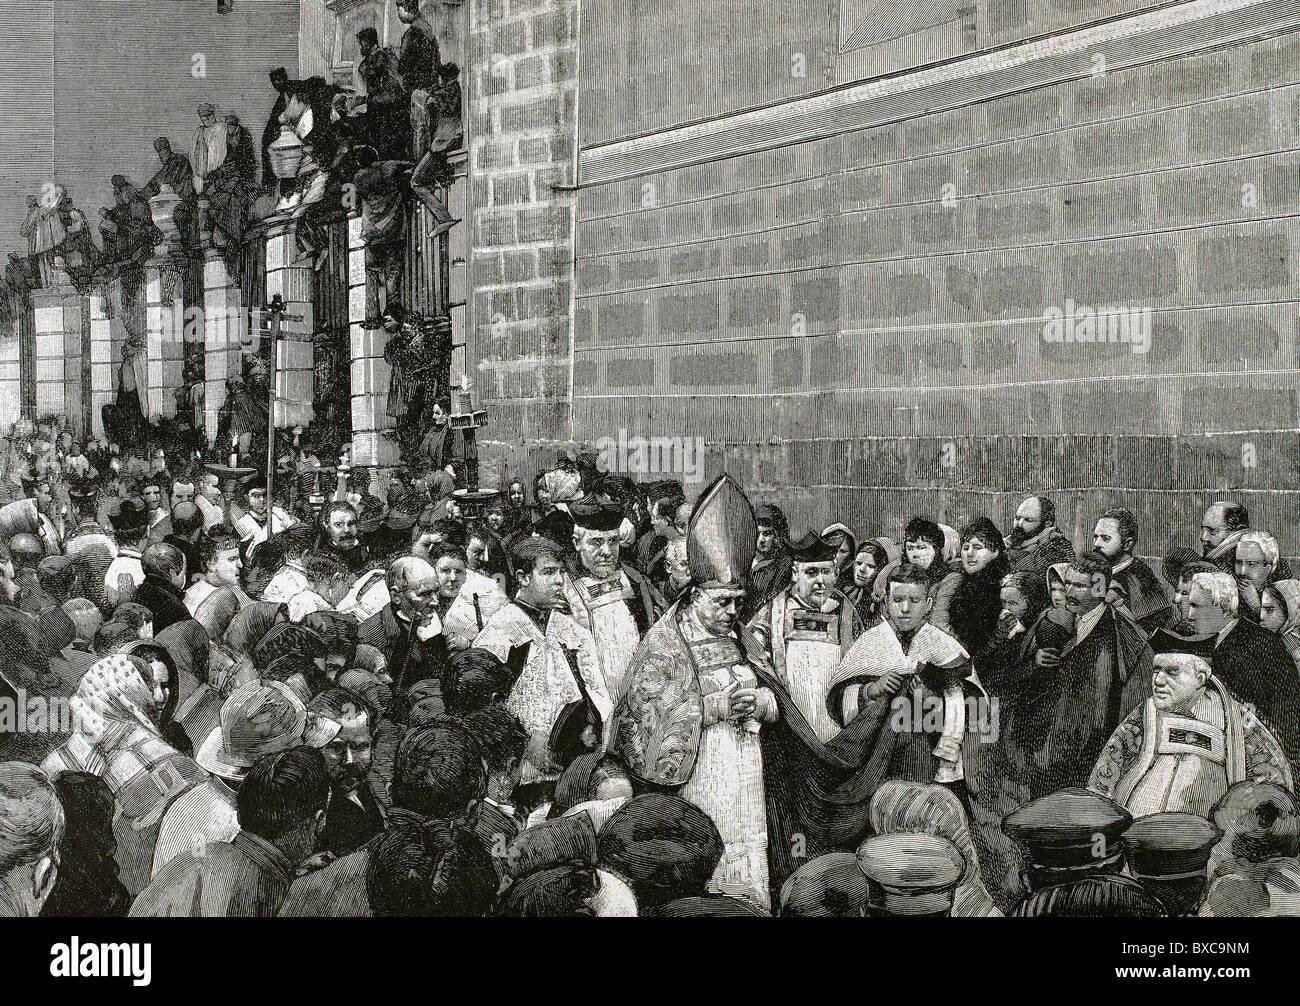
474;537;610;804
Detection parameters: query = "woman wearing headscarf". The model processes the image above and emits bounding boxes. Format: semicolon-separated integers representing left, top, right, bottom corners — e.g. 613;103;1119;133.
976;570;1052;692
932;518;1011;661
1260;579;1300;675
841;539;888;628
122;638;191;757
870;518;948;609
1046;562;1071;611
868;779;1002;917
154;619;211;711
40;653;209;898
821;523;857;588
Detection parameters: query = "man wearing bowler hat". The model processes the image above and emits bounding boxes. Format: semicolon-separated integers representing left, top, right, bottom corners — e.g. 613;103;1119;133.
104;498;150;608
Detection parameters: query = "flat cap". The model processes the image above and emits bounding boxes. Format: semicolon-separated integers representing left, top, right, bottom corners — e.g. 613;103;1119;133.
1124;813;1220;882
1002;787;1131;871
856;832;965;917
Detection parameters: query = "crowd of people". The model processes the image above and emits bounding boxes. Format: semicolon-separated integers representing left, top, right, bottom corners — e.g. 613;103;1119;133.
0;418;1298;919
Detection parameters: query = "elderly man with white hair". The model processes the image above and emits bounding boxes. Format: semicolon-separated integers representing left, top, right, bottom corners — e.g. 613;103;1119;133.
1089;652;1291;819
1234;529;1289;621
1151;570;1300;770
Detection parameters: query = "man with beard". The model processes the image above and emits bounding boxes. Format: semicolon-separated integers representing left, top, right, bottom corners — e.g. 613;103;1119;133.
230;477;297;554
749;532;861;743
561;500;663;707
309;687;384;857
1007;551;1153;798
277;721;485;916
314;501;368;574
473;537;609;807
1092;508;1173;634
1201;501;1250;573
1088;653;1291;818
1150;571;1300;771
352;27;407;158
1004;495;1075;578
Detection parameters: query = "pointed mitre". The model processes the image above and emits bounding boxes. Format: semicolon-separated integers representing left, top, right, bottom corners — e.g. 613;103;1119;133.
686;473;756;590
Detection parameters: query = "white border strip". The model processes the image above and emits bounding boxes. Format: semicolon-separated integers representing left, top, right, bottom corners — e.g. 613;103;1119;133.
579;0;1300;185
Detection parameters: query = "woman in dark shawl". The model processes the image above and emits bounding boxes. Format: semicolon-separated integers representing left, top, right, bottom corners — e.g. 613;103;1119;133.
154;618;211;709
933;517;1011;661
821;523;857;589
975;570;1051;693
841;539;888;629
123;639;191;757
